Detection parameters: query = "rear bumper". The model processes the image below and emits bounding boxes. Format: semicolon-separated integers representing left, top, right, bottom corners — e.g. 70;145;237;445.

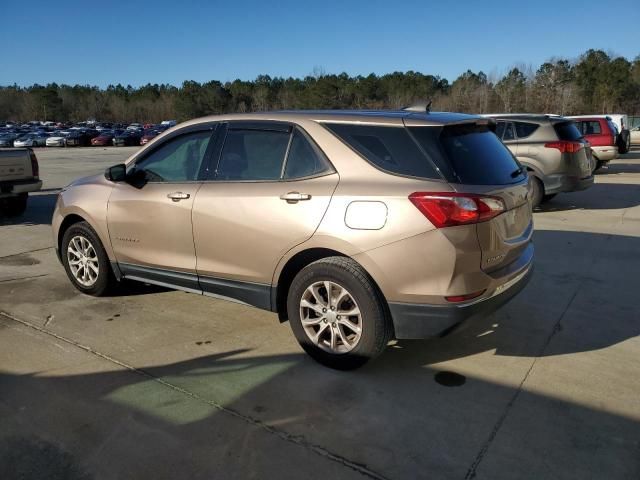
591;146;618;162
543;173;593;195
0;179;42;197
388;245;534;339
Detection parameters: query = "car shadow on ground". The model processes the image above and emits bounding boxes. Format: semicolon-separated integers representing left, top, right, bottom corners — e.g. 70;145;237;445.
1;345;638;479
0;192;58;226
595;162;640;175
536;182;640;212
1;227;639;478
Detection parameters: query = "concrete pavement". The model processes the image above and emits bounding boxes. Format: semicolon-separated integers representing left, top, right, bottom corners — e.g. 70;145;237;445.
1;147;639;479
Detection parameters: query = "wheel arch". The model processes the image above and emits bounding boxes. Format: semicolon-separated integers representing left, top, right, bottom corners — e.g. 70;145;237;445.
273;247;388;323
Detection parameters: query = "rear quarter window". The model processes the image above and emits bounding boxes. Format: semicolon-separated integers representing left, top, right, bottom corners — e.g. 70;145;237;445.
324;123;440;179
554;121;583;141
412;124;526;185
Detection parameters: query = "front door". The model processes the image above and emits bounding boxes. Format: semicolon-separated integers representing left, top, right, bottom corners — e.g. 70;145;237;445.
107;127;217;289
192;122;339;308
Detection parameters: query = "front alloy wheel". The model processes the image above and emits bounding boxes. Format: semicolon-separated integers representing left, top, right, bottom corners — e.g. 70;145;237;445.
61;221;116;296
67;235;99;287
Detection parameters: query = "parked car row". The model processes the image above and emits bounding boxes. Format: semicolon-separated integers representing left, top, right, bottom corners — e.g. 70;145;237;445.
485;112;631;207
0;120;177;148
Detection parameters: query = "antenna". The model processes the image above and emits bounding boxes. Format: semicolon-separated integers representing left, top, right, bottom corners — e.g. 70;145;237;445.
402;100;432;114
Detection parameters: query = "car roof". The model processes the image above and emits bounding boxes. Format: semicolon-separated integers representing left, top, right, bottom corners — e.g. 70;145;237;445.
178;110;483;128
483;113;570;123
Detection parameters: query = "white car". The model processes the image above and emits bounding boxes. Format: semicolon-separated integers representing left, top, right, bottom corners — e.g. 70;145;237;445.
46;133;68;147
630;126;640;145
14;133;49;147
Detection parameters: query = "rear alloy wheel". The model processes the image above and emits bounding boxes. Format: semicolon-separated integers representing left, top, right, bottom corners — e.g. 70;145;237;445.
287;256;392;370
299;280;363;354
62;221;116;296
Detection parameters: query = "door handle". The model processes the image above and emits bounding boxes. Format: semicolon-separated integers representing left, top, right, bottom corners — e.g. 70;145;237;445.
280;192;311;203
167;192;190;202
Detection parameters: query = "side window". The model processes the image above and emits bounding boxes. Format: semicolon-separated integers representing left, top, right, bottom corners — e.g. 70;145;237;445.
134;130;213;182
284;129;332;179
585;121;601;135
216;129;290;181
495;121;506;139
502;122;515;141
514;122;539;139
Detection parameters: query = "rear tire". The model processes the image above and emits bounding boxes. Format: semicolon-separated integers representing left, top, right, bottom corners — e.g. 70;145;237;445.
287;256;392;370
2;194;28;217
61;221;116;296
542;194;556;203
529;175;543;209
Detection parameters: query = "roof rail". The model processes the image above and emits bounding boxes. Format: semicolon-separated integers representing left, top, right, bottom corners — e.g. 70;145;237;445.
403;100;432;114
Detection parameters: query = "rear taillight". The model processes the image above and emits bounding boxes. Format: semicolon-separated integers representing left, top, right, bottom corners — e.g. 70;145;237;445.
29;149;39;178
409;192;506;228
544;141;584;153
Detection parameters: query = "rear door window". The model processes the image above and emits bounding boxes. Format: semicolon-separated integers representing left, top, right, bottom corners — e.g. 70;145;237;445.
502;122;515;141
216;128;290;181
324;123;440;179
554;121;583;141
514;122;539;139
283;129;333;179
410;124;525;185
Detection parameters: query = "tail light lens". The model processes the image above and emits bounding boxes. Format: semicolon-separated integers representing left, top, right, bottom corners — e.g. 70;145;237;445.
544;141;584;153
409;192;506;228
29;149;39;178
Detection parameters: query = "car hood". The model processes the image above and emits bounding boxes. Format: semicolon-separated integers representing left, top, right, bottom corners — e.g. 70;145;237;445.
64;173;109;190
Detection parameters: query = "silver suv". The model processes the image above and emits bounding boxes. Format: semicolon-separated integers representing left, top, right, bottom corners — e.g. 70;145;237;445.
486;114;594;207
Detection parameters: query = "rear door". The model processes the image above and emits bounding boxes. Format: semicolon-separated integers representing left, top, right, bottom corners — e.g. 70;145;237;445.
553;120;594;176
192;121;339;307
408;121;532;273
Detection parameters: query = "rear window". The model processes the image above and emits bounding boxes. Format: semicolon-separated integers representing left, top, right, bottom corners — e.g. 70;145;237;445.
324;123;439;179
411;124;525;185
554;121;583;141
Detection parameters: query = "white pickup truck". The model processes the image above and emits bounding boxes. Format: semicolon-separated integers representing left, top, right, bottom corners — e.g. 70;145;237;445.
0;148;42;216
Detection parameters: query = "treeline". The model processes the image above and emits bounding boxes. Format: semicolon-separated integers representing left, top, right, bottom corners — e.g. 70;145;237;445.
1;49;639;123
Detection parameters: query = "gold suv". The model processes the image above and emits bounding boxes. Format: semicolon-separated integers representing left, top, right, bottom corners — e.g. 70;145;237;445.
53;110;534;369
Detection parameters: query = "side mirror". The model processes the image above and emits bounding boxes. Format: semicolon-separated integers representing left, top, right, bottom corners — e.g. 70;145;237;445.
105;163;127;182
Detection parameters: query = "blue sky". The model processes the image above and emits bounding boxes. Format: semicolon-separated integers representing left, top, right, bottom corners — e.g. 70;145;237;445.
1;0;638;87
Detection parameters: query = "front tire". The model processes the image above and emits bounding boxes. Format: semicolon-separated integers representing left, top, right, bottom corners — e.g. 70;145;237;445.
61;221;116;296
287;256;392;370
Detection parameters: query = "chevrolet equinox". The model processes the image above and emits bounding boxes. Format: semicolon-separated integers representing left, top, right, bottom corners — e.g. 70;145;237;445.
53;110;534;369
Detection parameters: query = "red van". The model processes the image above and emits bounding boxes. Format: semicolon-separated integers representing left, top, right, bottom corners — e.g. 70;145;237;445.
572;117;619;171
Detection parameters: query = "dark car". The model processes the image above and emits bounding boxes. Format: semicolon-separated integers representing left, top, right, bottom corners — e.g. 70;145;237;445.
0;133;19;147
91;130;121;146
66;129;100;147
140;129;161;145
113;130;142;146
